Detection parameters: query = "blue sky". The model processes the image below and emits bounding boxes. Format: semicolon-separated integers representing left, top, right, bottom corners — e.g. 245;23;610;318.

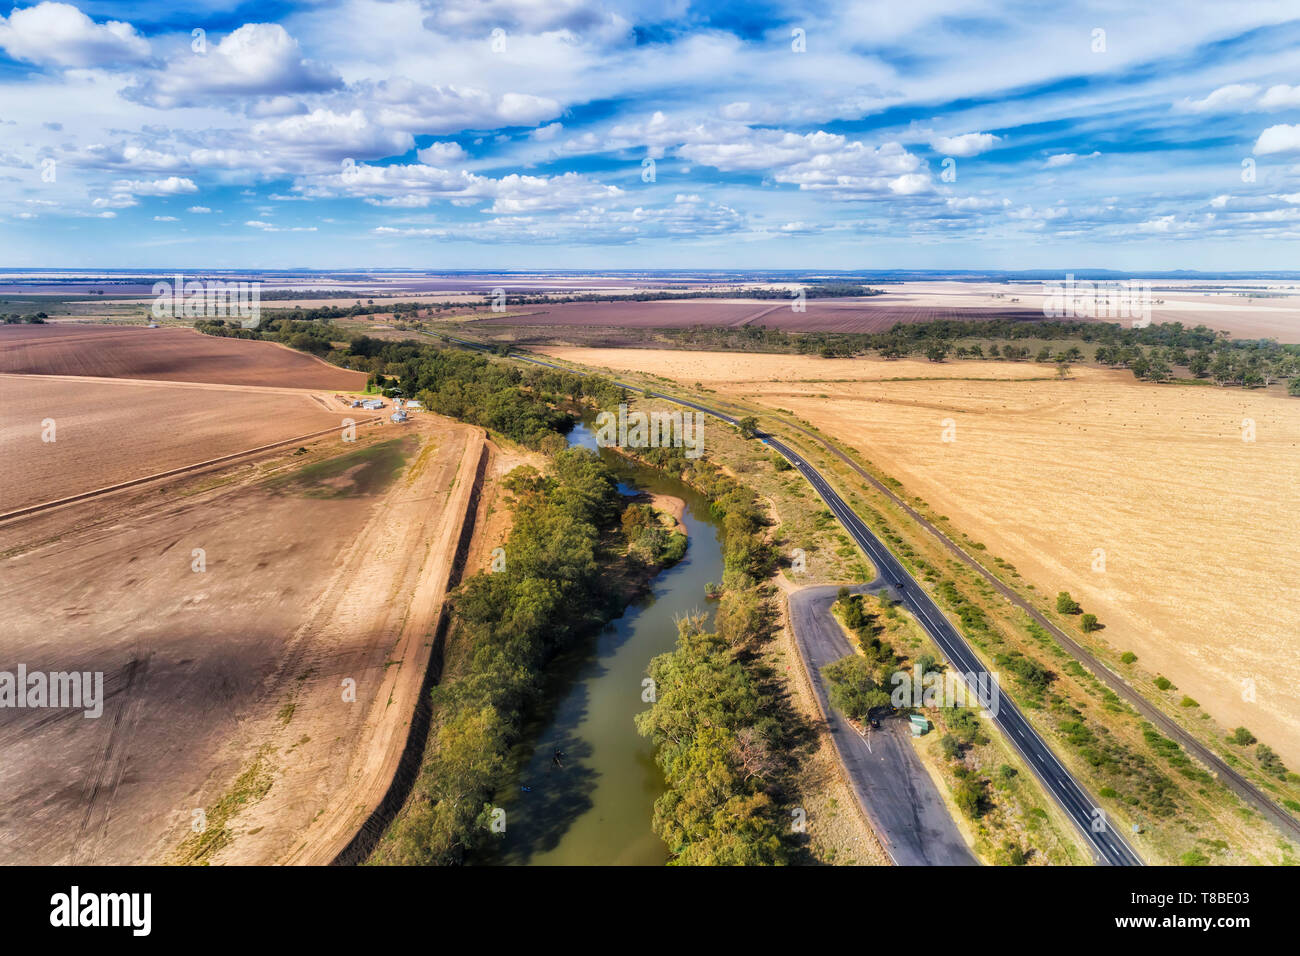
1;0;1299;270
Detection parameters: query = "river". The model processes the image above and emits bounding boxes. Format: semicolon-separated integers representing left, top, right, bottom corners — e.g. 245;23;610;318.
477;420;724;865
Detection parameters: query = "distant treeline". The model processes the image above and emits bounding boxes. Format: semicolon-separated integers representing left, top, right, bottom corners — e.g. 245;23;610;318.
3;312;47;323
257;299;478;322
488;282;885;308
195;318;625;445
657;319;1300;393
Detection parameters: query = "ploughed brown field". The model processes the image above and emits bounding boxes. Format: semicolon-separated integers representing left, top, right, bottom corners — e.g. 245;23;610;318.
0;324;365;389
0;375;355;514
0;420;484;864
473;281;1300;341
541;347;1300;769
0;318;493;864
475;298;1045;333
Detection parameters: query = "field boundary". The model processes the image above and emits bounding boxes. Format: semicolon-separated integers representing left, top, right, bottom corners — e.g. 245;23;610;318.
329;434;491;866
0;416;384;523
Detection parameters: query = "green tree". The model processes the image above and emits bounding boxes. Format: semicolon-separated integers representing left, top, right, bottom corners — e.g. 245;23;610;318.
1056;591;1081;615
822;655;890;721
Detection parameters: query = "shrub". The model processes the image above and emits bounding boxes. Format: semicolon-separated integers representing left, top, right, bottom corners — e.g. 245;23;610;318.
1179;696;1198;708
1120;651;1137;664
1154;676;1173;691
1257;744;1288;779
1080;613;1100;632
953;777;985;818
1230;727;1256;746
1056;591;1082;615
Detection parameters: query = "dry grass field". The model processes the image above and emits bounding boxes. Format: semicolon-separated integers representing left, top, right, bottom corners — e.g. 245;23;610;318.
0;374;356;513
0;324;366;389
541;347;1300;769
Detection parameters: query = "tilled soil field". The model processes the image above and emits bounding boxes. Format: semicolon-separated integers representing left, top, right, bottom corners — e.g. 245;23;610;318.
0;374;358;514
0;324;366;389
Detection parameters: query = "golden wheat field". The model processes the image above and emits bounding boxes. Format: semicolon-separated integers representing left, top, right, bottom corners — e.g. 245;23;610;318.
542;347;1300;767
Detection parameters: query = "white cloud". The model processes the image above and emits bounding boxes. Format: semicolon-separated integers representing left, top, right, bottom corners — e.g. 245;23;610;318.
126;23;340;109
420;0;628;36
1259;85;1300;110
114;176;199;196
0;2;150;69
245;219;317;232
930;132;1001;157
1254;124;1300;156
254;109;414;163
367;79;561;135
1044;151;1100;168
70;143;187;173
416;142;468;165
187;206;212;213
152;215;178;221
1179;83;1261;113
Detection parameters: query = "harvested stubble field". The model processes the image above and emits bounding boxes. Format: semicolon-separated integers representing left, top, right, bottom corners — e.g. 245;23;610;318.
0;324;365;389
0;374;356;514
541;347;1300;770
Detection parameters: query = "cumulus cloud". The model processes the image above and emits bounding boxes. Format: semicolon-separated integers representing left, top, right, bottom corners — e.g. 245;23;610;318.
416;142;468;165
254;109;414;163
929;132;1001;157
1259;85;1300;110
313;160;622;214
1254;124;1300;156
0;2;150;69
114;176;198;195
126;23;340;108
367;79;561;135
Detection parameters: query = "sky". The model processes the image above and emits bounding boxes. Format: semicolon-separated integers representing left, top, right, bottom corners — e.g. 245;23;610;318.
1;0;1299;271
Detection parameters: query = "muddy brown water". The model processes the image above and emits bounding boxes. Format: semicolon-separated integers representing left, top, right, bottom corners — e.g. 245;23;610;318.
475;420;724;865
